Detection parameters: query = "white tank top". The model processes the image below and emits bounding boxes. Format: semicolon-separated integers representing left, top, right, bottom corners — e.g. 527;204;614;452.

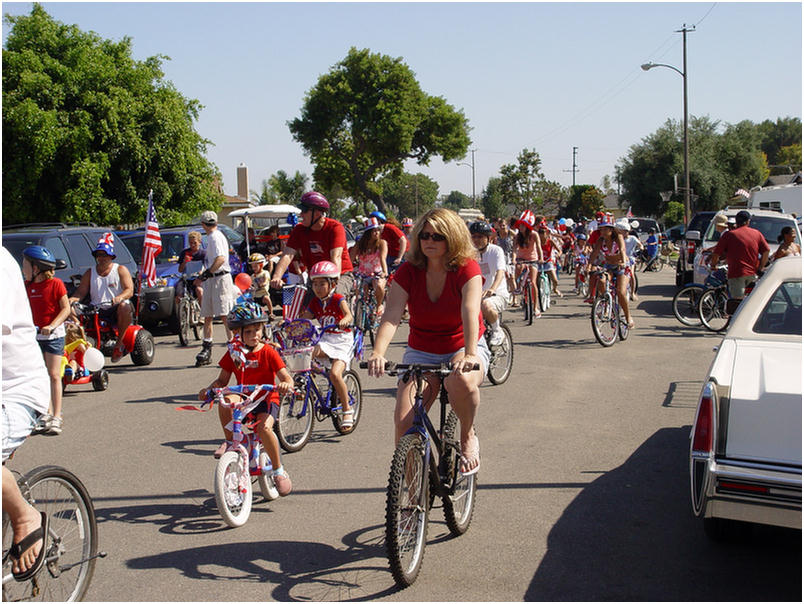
90;263;121;306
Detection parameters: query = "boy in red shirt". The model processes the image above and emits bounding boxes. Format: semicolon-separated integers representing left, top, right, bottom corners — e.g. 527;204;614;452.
199;301;294;496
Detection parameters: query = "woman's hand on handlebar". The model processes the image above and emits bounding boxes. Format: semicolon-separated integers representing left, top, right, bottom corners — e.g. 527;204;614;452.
366;352;387;378
451;352;480;375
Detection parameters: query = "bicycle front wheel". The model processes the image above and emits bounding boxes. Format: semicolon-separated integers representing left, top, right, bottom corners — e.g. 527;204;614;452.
332;370;363;435
214;451;252;527
538;273;551;312
177;298;190;347
2;466;98;602
672;285;704;326
440;412;477;536
698;289;730;332
591;296;617;347
486;324;514;385
523;280;533;324
385;434;429;588
276;385;314;453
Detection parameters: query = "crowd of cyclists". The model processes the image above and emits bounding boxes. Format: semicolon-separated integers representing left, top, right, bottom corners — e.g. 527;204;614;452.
3;189;670;587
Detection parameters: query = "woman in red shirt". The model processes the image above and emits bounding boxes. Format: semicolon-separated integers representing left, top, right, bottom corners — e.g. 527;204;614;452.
367;208;487;476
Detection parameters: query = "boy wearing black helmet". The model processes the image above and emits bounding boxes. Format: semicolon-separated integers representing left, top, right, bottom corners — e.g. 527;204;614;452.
469;221;509;346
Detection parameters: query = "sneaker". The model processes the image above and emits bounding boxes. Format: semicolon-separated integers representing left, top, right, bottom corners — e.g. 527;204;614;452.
273;468;292;496
44;416;63;436
489;329;505;347
31;414;52;436
213;441;229;459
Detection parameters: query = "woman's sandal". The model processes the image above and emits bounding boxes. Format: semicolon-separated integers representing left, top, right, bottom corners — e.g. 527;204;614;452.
9;512;49;582
459;434;480;476
340;409;354;430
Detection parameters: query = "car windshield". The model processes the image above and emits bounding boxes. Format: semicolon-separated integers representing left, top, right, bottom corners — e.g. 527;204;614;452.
704;215;799;245
753;280;802;335
216;224;244;246
121;233;189;264
688;213;714;234
631;218;659;234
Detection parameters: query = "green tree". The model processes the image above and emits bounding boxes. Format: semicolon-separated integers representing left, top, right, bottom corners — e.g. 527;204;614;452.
288;47;471;215
480;176;506;220
663;201;685;226
379;172;438;219
498;148;545;212
442;190;471;212
756;117;802;167
2;4;222;225
250;180;277;205
561;185;603;219
776;144;802;172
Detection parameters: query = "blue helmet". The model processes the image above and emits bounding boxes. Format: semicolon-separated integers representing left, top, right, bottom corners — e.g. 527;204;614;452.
227;301;268;329
23;245;56;269
369;211;386;223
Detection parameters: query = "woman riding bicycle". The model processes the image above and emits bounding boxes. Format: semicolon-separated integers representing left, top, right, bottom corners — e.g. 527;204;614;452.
349;216;389;311
588;216;635;329
366;208;488;476
512;210;544;316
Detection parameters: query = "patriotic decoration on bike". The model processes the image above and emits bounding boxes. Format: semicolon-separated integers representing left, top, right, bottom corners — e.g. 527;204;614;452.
141;190;161;287
282;285;306;320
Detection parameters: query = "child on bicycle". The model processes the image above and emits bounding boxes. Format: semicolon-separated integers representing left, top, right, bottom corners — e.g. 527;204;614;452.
248;253;272;309
199;301;294;496
350;217;389;312
299;261;356;431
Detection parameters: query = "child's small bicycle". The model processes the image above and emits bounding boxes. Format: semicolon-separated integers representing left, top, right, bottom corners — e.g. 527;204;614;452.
202;384;281;528
272;318;363;452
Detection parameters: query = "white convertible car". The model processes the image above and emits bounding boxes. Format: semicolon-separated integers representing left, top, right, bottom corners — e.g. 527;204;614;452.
689;256;802;540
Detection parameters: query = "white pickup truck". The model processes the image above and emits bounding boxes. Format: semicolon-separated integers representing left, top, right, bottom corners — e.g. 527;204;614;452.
689;257;802;540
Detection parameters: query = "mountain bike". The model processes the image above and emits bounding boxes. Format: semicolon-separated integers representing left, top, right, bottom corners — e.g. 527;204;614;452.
351;272;382;348
359;361;478;588
514;260;538;325
2;445;105;601
590;266;630;347
483;315;514;385
273;318;363;452
201;384;282;527
170;271;202;347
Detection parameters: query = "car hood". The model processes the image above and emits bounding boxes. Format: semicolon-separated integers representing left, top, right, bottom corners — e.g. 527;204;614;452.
712;339;802;466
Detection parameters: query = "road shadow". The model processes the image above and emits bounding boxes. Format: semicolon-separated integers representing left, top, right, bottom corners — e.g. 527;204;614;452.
525;427;801;601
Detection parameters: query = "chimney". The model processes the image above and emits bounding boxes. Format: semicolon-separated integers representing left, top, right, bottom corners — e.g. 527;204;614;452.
237;163;248;200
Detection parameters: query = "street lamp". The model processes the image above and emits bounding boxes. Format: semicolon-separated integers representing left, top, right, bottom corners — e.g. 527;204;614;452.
457;148;476;208
642;24;694;227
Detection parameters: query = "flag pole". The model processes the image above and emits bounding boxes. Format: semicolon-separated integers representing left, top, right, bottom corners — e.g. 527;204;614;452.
135;189;153;325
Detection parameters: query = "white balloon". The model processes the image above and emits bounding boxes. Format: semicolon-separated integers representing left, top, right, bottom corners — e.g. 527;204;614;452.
83;347;105;372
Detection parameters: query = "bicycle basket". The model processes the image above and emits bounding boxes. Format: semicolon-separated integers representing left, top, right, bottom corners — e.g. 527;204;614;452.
283;346;314;372
705;268;727;287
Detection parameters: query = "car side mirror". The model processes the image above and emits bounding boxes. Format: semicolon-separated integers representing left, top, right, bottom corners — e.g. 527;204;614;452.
685;230;701;242
55;259;67;270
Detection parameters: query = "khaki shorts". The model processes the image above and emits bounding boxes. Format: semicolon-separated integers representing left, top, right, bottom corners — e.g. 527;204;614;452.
483;293;508;315
728;274;757;299
201;273;237;318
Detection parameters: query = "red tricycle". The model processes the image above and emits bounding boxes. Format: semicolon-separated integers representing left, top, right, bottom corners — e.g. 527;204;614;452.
61;339;110;392
71;302;155;366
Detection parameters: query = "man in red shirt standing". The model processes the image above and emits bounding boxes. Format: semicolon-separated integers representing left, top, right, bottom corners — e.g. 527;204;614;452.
709;210;770;314
270;191;355;297
370;211;408;268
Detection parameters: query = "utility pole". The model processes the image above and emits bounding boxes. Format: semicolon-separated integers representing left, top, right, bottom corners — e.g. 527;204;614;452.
564;146;579;187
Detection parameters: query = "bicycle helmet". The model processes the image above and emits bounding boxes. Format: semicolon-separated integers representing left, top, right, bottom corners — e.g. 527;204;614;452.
299;191;329;211
22;245;56;269
227;301;269;329
309;260;339;280
577;233;588;241
248;252;266;265
469;221;493;237
369;210;387;223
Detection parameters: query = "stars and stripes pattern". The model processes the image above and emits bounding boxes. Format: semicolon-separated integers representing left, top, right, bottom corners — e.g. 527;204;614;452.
626;206;634;217
100;232;114;245
735;188;751;199
282;285;307;320
141;190;161;286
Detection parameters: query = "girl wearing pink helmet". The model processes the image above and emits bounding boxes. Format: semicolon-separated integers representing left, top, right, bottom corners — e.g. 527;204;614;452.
299;261;356;430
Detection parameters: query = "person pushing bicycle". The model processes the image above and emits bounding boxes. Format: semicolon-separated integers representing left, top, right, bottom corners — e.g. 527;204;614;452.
199;301;294;496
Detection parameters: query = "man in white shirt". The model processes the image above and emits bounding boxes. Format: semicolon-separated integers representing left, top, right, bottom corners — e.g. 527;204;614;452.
195;211;236;366
469;221;509;346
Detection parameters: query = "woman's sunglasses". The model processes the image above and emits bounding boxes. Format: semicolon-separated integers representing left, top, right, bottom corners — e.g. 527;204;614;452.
418;231;447;242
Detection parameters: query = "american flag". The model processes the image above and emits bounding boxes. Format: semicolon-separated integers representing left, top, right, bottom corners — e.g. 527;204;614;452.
282;285;307;320
141;190;161;286
735;188;751;199
626;206;633;217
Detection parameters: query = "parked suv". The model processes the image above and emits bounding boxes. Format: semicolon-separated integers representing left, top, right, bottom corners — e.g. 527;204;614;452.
675;211;716;286
628;217;665;243
118;224;244;330
3;223;139;296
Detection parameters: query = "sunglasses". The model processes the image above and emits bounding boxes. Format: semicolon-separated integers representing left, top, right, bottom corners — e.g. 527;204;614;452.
418;231;447;242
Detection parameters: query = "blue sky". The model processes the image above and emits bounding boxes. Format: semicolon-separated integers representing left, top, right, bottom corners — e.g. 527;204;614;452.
3;2;801;202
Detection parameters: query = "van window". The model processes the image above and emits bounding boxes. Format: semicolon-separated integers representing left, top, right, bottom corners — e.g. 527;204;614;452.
41;237;71;268
64;233;95;267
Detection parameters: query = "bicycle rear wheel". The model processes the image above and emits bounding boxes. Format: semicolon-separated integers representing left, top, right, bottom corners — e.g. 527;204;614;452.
440;412;477;536
523;280;532;324
486;324;514;385
276;380;315;452
672;285;705;326
2;465;99;602
332;370;363;435
698;289;730;332
385;434;429;588
538;273;551;312
591;295;617;347
214;450;252;527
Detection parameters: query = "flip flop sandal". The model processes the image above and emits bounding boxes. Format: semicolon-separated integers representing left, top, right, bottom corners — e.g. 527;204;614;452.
10;512;49;582
459;435;480;477
340;410;354;430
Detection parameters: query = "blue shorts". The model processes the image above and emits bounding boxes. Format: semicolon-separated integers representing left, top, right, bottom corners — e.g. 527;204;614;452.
2;403;41;462
603;263;627;277
246;400;280;422
38;336;65;356
400;337;490;381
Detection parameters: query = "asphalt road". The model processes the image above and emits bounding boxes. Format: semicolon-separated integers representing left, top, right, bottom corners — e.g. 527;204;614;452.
9;268;801;601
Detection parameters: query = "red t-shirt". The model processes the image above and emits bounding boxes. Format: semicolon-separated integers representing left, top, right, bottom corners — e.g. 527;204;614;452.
218;344;286;403
587;229;600;247
25;278;67;328
381;223;408;259
394;260;484;354
307;293;349;332
711;225;770;278
286;218;354;274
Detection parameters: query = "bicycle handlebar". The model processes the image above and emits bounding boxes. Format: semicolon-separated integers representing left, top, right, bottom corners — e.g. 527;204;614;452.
358;361;480;375
204;383;276;405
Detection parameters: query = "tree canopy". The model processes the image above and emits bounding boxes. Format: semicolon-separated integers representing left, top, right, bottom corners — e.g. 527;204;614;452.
251;170;309;205
378;172;438;220
2;4;222;226
288;47;471;215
